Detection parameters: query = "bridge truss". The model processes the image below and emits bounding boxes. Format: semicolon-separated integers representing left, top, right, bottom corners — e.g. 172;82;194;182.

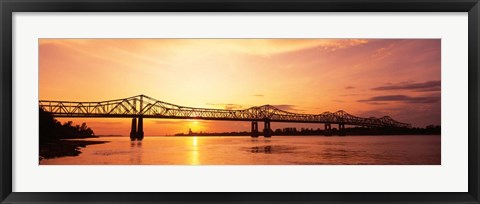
39;95;411;128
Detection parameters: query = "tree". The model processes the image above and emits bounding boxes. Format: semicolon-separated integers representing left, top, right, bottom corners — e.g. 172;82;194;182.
39;108;96;142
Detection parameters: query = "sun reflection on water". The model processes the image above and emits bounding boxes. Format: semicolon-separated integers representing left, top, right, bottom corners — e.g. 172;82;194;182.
190;136;200;165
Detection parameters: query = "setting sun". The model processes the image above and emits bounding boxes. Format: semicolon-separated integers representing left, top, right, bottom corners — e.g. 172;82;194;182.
189;120;203;133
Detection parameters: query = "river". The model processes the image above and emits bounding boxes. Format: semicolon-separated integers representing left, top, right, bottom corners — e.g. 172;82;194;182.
40;135;440;165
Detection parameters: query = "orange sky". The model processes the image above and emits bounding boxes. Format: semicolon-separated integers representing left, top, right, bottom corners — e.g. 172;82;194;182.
39;39;441;135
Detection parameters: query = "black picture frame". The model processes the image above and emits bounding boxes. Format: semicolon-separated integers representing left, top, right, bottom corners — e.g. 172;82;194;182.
1;0;479;203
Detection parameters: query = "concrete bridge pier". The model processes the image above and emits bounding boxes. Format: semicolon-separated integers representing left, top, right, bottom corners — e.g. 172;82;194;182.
338;123;346;136
136;116;144;140
324;123;332;136
251;121;259;137
264;120;271;137
130;118;137;141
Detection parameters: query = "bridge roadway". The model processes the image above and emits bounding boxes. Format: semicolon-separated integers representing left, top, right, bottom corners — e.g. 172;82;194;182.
39;95;411;140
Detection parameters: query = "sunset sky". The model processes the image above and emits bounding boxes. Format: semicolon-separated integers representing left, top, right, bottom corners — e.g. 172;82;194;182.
39;39;441;135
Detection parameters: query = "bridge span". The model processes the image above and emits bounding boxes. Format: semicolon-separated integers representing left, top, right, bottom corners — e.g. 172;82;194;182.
39;95;411;140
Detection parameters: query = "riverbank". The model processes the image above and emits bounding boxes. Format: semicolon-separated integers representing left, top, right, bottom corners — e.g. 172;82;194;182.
39;140;108;161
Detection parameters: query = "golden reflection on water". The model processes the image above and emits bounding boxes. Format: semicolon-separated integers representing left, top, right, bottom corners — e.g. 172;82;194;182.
190;136;200;165
130;141;142;164
39;136;441;165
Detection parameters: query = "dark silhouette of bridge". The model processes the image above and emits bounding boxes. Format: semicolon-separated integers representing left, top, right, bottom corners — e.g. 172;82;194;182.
39;95;411;140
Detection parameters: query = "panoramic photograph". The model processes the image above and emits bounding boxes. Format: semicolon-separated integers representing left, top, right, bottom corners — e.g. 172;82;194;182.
38;39;441;165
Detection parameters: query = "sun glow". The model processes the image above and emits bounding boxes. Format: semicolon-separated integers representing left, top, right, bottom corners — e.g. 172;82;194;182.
40;39;441;135
189;120;203;132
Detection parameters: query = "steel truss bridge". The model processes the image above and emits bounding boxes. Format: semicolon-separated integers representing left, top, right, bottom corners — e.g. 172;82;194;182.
39;95;411;139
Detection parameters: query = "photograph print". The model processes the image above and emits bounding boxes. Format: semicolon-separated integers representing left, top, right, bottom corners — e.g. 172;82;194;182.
38;39;441;165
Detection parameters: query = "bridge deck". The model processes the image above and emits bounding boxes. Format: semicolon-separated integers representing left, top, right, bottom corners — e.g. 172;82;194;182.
39;95;411;128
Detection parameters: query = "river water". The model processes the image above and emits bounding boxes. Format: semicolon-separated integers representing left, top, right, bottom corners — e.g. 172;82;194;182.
40;135;440;165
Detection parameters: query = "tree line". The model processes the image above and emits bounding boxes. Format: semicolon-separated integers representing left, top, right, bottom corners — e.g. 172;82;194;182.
39;108;96;143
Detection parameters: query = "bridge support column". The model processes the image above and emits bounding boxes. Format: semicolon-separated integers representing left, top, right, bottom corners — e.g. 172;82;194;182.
136;116;144;140
338;123;346;136
324;123;332;136
264;120;271;137
130;118;137;141
251;121;259;137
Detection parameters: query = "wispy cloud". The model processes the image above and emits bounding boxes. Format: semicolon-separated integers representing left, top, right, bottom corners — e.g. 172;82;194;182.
364;102;390;105
344;86;355;90
370;43;396;60
206;103;246;110
355;101;441;127
224;39;369;56
271;104;304;113
372;81;440;92
358;95;440;104
252;94;264;97
339;94;361;97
